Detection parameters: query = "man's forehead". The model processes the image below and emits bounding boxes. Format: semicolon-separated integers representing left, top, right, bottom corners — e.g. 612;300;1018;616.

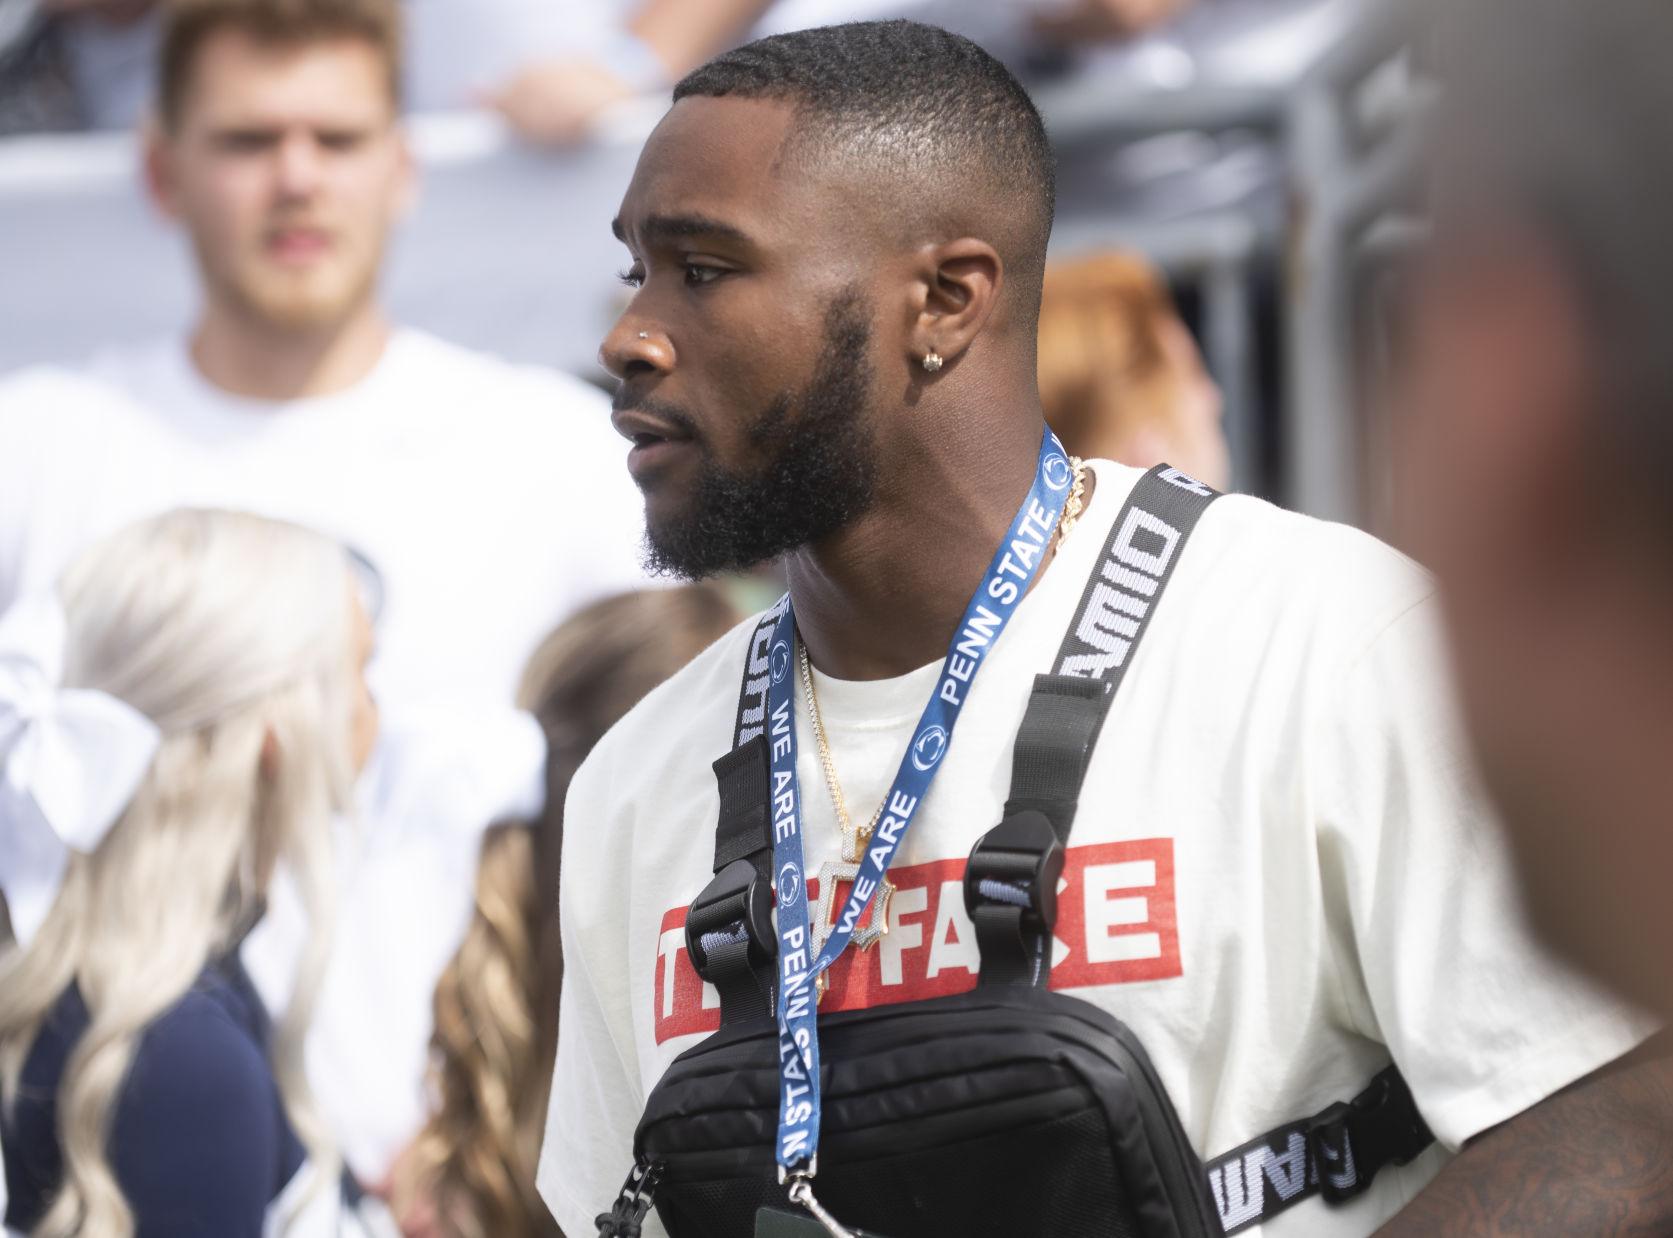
616;95;802;238
180;30;393;128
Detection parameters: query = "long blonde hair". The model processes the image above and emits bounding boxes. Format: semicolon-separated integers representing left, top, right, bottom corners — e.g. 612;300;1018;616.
396;584;741;1238
0;508;359;1238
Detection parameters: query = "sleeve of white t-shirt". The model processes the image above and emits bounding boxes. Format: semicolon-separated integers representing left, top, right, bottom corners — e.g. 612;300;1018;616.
1311;589;1657;1151
536;748;648;1238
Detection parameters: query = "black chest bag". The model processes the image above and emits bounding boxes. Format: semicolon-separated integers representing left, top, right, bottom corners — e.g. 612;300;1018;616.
594;468;1433;1238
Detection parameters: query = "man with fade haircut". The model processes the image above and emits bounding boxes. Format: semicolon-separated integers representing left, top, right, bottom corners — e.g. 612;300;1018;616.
539;20;1673;1238
1400;0;1673;1056
0;0;650;1195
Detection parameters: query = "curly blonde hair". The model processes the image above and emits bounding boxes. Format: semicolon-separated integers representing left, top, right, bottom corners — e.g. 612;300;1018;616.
396;584;741;1238
0;508;358;1238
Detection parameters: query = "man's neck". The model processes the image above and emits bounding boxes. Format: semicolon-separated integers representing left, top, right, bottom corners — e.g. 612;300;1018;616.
786;390;1064;683
189;299;391;402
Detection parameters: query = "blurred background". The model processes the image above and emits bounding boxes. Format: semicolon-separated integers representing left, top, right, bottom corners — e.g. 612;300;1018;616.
0;0;1427;528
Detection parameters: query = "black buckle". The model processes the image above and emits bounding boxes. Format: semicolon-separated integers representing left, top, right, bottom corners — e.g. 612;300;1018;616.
1306;1066;1433;1205
595;1159;663;1237
685;858;776;978
1304;1101;1363;1204
963;810;1065;928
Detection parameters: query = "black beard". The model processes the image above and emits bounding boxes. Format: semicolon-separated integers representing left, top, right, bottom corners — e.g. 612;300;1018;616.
642;291;879;580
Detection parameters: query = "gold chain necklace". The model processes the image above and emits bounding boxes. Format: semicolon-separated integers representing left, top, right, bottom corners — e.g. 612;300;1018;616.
799;639;884;864
798;638;894;981
794;457;1086;980
1056;456;1087;554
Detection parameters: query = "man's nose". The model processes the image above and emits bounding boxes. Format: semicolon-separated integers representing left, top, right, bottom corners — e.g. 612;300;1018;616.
599;318;673;384
273;133;325;199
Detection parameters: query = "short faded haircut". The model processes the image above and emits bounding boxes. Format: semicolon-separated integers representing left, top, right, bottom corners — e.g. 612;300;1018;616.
1432;0;1673;518
675;21;1057;329
156;0;403;129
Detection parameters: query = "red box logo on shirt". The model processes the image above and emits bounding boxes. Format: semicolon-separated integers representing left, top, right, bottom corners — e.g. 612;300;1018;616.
652;839;1181;1044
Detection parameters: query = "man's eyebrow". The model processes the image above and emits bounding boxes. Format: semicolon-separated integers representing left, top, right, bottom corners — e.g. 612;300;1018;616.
613;213;755;247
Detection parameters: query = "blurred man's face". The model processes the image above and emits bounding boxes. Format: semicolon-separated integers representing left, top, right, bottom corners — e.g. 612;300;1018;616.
1394;223;1673;1016
147;29;413;334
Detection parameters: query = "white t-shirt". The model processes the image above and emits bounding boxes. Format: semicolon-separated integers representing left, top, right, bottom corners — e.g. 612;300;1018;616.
536;458;1653;1237
0;330;652;1179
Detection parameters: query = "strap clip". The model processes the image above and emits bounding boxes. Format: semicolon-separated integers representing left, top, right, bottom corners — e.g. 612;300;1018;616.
1304;1101;1362;1204
963;809;1064;930
1306;1067;1432;1205
594;1159;663;1237
685;857;776;979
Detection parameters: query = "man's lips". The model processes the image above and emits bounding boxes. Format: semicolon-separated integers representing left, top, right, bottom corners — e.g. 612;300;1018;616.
612;407;696;482
611;406;692;446
266;228;333;263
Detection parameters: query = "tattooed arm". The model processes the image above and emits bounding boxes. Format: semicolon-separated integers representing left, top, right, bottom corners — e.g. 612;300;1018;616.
1376;1042;1673;1237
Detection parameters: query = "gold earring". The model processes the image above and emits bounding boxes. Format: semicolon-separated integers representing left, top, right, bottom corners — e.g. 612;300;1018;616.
922;351;943;373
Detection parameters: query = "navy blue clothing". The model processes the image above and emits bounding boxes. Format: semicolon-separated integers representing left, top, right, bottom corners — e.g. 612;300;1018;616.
2;957;306;1237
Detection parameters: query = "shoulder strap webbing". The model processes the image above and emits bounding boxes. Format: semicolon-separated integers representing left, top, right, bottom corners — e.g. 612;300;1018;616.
962;467;1438;1226
1206;1066;1434;1233
684;603;785;1026
969;465;1220;988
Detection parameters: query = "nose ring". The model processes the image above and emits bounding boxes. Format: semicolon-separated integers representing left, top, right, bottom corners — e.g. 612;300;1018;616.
638;332;649;340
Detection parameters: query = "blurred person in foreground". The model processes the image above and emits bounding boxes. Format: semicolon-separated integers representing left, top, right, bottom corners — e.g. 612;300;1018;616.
1398;2;1673;1038
1037;251;1230;490
538;20;1669;1238
0;0;649;1190
390;585;740;1238
0;508;376;1236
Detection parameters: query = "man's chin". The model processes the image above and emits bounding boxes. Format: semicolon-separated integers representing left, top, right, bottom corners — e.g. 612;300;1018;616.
236;272;370;334
643;527;747;583
1487;758;1673;1016
643;504;777;582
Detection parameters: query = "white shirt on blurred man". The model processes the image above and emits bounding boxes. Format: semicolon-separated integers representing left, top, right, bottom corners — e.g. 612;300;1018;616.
0;4;648;1184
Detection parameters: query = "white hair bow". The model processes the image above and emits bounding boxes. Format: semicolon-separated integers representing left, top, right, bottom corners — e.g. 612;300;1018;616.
0;595;161;948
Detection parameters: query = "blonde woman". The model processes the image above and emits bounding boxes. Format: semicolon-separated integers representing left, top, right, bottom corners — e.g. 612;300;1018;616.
0;508;378;1238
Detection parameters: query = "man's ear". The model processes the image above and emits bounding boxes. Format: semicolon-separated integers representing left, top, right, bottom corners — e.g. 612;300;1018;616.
389;124;420;222
1476;244;1608;576
1395;230;1600;584
905;238;1003;373
142;116;182;222
259;727;279;781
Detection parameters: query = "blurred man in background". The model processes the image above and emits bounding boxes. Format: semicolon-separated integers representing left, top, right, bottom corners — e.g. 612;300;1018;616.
0;0;1206;141
0;0;648;1191
1398;0;1673;1033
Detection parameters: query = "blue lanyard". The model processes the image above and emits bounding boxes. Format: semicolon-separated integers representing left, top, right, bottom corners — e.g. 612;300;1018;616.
765;427;1074;1176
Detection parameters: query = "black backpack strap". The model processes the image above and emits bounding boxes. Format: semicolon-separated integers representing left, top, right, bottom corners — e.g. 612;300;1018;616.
1206;1067;1435;1233
962;466;1438;1225
969;465;1221;988
686;604;786;1026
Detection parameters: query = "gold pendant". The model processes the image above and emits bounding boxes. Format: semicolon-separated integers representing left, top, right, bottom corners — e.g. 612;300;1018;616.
811;861;896;1002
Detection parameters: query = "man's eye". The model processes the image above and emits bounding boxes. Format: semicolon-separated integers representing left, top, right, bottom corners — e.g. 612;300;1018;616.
618;267;646;288
218;133;277;154
684;264;725;287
